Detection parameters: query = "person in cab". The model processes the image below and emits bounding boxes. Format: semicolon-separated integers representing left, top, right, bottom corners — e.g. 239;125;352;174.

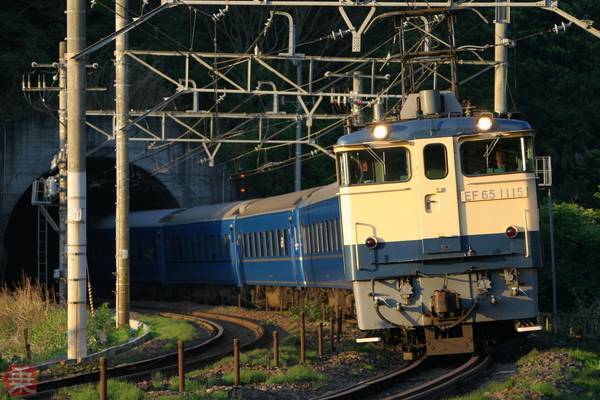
487;150;507;173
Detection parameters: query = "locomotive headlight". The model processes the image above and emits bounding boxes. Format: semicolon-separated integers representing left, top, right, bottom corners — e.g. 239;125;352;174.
505;225;519;239
365;236;378;249
372;124;389;140
476;113;494;131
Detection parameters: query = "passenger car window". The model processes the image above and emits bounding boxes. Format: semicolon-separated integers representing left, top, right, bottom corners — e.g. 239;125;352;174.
461;136;534;176
424;144;448;179
338;146;410;186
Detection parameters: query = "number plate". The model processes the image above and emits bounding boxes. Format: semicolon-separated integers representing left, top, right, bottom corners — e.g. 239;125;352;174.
460;186;528;202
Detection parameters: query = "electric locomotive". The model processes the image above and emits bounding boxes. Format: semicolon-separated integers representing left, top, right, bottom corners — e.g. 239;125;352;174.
337;90;542;355
89;90;542;356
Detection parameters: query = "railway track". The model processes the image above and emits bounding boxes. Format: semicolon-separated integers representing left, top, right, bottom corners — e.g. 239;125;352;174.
26;309;265;399
313;353;491;400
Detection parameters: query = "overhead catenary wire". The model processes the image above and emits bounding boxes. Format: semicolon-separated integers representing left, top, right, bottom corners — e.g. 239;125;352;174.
31;4;402;174
43;1;481;181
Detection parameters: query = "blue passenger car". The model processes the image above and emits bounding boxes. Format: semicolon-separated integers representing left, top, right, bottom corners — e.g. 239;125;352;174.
234;189;319;288
91;209;178;287
89;184;350;300
161;203;245;286
297;185;348;289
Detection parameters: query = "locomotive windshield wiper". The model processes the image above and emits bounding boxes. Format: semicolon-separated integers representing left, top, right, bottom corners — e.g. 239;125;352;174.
482;136;501;160
364;143;385;166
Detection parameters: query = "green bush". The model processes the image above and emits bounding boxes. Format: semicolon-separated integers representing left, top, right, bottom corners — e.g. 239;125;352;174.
88;303;125;352
539;202;600;313
29;306;67;361
288;299;323;323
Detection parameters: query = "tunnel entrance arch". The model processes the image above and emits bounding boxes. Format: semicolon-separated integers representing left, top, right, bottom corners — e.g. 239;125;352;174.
2;157;179;286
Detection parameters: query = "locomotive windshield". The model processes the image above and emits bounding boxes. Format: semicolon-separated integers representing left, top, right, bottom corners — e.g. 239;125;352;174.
460;136;534;176
338;146;410;186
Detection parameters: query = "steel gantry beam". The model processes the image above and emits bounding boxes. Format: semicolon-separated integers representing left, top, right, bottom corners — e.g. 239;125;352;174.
69;3;506;159
163;0;555;7
55;0;599;168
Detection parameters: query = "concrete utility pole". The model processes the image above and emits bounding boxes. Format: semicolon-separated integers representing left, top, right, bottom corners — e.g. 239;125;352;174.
115;0;130;329
494;1;509;115
58;41;68;304
66;0;88;359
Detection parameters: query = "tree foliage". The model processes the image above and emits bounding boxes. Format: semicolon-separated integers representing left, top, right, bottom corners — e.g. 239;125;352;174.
539;202;600;313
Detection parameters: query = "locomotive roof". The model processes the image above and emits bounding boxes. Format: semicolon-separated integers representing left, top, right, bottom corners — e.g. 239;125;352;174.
162;201;249;224
237;183;338;216
237;187;319;216
336;117;531;146
92;185;340;229
300;183;338;206
93;208;180;229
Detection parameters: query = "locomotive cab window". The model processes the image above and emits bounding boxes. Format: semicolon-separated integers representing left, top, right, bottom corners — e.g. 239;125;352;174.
338;146;410;186
424;144;448;179
461;136;534;176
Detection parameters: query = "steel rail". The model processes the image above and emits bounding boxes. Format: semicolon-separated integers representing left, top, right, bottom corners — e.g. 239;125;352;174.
383;354;492;400
311;353;491;400
24;309;265;399
311;356;427;400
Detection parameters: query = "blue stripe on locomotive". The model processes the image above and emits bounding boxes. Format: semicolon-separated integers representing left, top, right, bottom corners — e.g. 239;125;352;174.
343;231;542;280
298;196;349;289
163;220;237;285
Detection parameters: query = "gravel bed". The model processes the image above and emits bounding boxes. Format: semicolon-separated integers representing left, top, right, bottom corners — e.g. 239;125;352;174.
450;332;600;400
143;305;407;399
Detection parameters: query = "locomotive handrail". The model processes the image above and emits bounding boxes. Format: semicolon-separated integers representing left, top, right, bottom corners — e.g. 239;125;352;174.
354;222;361;269
523;209;530;258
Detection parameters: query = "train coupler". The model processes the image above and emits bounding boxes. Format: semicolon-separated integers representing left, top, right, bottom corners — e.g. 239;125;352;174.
424;323;475;356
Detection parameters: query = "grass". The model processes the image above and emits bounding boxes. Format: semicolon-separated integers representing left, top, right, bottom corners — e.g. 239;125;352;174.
168;376;208;391
450;339;600;400
266;365;326;385
221;369;271;385
0;280;144;368
0;278;65;363
240;348;270;366
154;392;231;400
137;315;199;343
151;371;165;389
55;379;144;400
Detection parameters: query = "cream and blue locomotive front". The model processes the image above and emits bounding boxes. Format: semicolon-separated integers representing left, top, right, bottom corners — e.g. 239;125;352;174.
335;116;541;340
